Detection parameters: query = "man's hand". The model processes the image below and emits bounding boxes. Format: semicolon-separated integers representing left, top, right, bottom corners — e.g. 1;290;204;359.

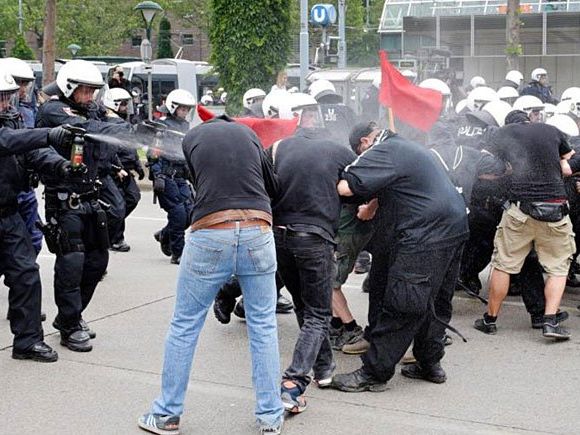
117;169;128;180
337;179;353;197
561;159;572;177
47;126;75;148
357;198;378;221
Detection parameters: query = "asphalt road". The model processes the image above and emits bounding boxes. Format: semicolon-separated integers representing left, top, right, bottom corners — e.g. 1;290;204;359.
1;190;579;435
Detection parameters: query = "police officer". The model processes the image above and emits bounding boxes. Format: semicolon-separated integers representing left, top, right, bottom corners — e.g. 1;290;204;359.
0;71;75;362
150;89;195;264
308;79;358;145
520;68;559;105
242;88;266;118
36;59;133;352
456;86;498;150
0;58;43;255
102;88;144;249
503;70;524;90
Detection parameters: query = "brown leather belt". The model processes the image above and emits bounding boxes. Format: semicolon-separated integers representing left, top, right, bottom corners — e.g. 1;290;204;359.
202;218;270;230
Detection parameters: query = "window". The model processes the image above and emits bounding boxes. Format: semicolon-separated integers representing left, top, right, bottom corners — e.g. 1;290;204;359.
132;35;142;48
181;33;194;46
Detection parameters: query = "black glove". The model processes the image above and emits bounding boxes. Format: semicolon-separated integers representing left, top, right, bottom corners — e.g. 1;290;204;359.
136;166;145;180
153;176;166;194
48;126;74;148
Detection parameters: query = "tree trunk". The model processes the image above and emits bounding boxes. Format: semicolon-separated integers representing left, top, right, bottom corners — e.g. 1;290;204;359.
42;0;56;86
506;0;521;71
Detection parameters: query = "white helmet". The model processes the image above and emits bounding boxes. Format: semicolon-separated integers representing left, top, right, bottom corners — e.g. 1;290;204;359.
546;114;579;137
262;89;289;119
470;76;486;89
544;103;556;119
556;100;575;116
371;75;381;89
497;86;519;103
2;57;34;82
420;78;452;114
278;92;323;128
561;87;580;102
513;95;545;122
219;92;227;104
513;95;544;112
242;88;266;110
308;79;336;101
455;99;468;114
505;70;524;87
482;100;512;127
0;71;19;111
467;86;498;111
166;89;196;115
401;70;417;81
103;87;132;114
56;59;104;99
531;68;547;82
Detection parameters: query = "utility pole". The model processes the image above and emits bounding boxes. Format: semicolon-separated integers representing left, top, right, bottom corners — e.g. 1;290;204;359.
337;0;347;68
42;0;56;86
299;0;309;91
18;0;23;34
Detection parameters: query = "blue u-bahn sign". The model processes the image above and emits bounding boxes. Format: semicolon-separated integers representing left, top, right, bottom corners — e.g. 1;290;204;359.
310;4;337;27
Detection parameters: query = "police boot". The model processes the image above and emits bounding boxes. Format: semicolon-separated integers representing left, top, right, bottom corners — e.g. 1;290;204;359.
170;254;181;265
60;330;93;352
12;341;58;363
401;362;447;384
110;240;131;252
213;294;236;324
154;230;171;257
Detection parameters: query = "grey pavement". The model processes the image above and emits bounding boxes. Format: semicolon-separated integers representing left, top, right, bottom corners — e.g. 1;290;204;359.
1;190;579;435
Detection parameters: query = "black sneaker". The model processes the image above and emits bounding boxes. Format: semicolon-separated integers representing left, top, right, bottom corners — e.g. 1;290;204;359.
233;298;246;319
474;317;497;335
401;362;447;384
542;322;571;341
334;325;364;351
213;295;236;324
276;295;293;313
353;251;372;274
60;330;93;352
331;368;387;392
12;341;58;363
154;231;171;257
329;325;344;349
531;311;569;329
138;413;180;435
170;254;181;265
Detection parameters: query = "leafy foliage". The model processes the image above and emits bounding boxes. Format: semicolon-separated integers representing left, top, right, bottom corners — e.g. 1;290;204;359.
11;34;35;60
157;16;174;59
209;0;292;114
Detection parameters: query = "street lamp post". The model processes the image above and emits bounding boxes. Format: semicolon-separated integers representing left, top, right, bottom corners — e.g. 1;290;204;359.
67;43;81;58
134;1;163;121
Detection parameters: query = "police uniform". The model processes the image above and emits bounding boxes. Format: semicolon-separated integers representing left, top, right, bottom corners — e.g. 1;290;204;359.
150;115;193;262
0;127;66;358
36;97;131;344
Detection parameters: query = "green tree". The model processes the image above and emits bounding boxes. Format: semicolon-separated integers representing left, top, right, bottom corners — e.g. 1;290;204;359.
157;16;174;59
11;34;35;60
209;0;292;114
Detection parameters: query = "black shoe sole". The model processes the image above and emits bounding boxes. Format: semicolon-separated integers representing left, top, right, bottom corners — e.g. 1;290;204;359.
60;339;93;352
331;382;387;392
12;352;58;363
276;306;293;314
401;369;446;384
473;324;497;335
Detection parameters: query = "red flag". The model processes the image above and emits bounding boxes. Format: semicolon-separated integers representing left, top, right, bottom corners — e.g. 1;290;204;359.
378;50;443;132
196;105;298;148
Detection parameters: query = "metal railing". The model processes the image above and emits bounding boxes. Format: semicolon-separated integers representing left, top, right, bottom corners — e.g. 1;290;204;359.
379;0;580;31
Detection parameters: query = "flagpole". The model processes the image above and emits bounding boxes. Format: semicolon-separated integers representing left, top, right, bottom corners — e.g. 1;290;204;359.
387;107;396;132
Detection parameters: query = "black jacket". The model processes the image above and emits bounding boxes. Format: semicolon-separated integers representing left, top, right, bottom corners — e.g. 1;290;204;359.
182;118;278;224
520;81;559;105
272;128;356;238
0;127;66;207
36;98;131;194
342;133;469;250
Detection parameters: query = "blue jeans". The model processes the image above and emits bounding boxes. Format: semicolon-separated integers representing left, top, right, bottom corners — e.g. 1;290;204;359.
151;224;284;427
